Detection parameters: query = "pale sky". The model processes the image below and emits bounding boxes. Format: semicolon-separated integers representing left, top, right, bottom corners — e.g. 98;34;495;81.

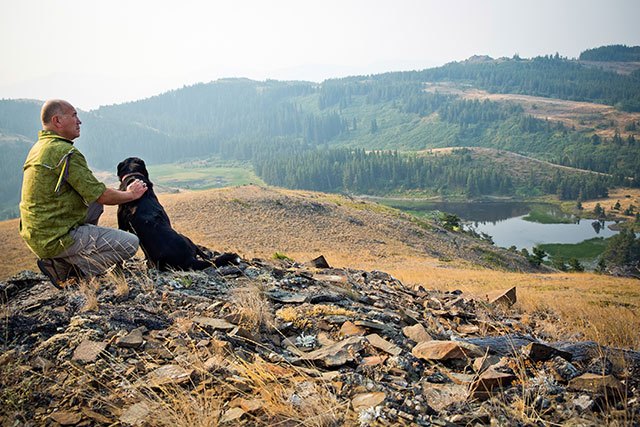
1;0;639;111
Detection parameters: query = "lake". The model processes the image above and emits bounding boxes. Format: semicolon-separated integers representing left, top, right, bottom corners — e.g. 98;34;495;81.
378;200;621;252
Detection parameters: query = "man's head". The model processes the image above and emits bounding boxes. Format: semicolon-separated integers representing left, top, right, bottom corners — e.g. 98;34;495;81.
41;100;82;140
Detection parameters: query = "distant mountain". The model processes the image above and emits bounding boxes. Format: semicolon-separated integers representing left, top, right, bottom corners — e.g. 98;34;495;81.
579;44;640;62
1;46;639;219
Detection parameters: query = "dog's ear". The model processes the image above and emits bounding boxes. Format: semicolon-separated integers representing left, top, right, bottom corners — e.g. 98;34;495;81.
134;158;149;179
116;159;128;179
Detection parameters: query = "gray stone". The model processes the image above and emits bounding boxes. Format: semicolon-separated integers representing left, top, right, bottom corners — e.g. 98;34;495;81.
116;328;144;349
308;293;344;304
354;319;394;333
307;255;330;269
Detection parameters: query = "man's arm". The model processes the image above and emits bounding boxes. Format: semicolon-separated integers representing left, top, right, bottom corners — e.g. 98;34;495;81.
96;179;147;205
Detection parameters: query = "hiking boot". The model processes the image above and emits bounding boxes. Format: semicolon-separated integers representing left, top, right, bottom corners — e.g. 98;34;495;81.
37;258;81;289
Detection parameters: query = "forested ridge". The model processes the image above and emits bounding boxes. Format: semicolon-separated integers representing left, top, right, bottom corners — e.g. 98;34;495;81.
1;45;640;218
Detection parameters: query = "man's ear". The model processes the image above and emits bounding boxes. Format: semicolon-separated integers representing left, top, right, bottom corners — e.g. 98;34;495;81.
51;115;63;130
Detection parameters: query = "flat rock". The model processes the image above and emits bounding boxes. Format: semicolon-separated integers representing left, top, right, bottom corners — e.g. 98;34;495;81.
306;255;330;268
50;410;82;426
240;398;265;413
366;333;402;356
72;340;107;363
412;340;484;361
456;324;480;335
308;293;344;304
300;336;367;367
485;287;517;306
120;402;150;426
221;407;245;423
137;364;193;388
339;320;366;337
352;392;386;411
313;273;348;283
402;323;432;342
473;354;502;373
116;328;144;349
31;356;54;371
568;373;625;398
469;369;516;400
266;292;307;304
193;316;236;331
422;383;468;412
354;319;394;333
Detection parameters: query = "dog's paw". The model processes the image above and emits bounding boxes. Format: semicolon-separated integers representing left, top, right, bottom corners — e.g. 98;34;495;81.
213;252;241;267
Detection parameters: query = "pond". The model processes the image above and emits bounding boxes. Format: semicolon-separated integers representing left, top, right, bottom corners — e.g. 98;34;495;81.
378;200;621;253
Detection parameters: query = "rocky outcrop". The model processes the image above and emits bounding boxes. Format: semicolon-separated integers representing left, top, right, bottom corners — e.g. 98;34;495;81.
1;256;638;425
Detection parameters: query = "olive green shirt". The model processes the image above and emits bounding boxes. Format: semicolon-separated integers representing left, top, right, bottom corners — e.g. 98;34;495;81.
19;130;106;258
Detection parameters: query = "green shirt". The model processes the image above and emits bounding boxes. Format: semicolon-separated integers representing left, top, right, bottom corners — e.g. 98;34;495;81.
19;130;106;258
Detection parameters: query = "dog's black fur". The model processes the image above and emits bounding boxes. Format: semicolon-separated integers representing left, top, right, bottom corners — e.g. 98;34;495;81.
117;157;239;271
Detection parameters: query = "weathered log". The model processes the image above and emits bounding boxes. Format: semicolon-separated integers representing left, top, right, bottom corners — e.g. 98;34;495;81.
460;335;640;368
460;334;537;357
554;340;640;367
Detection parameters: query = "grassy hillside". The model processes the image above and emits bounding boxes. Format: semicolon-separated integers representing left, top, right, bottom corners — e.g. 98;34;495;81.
2;185;638;351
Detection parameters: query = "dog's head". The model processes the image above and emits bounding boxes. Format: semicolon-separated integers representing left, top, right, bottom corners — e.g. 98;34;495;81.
117;157;149;181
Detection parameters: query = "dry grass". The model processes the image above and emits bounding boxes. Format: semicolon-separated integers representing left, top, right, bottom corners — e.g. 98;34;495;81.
2;185;639;351
424;82;640;140
230;283;275;333
78;277;99;312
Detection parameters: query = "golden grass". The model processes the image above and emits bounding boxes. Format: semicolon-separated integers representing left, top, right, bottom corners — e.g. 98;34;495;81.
2;186;639;351
230;283;275;333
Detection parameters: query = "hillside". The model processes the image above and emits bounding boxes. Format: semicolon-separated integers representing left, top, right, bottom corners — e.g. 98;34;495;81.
2;46;640;219
3;185;638;347
2;186;640;425
0;185;542;281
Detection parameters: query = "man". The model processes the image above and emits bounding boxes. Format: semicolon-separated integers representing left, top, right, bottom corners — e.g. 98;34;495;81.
19;99;148;288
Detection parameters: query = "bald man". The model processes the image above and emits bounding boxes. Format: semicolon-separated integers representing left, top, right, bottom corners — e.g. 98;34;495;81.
19;100;148;288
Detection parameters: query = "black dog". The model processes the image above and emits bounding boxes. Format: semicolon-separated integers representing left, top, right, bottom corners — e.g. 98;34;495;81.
116;157;239;271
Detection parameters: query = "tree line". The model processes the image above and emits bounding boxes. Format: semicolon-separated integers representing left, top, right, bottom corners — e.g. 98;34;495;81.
254;148;614;199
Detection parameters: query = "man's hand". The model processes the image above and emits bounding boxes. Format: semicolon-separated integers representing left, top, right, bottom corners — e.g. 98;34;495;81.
96;179;148;205
126;179;148;199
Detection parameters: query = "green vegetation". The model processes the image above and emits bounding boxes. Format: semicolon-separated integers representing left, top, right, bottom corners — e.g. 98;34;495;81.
1;46;640;220
538;237;609;262
601;227;640;269
579;44;640;62
148;158;265;190
273;252;293;261
255;147;614;199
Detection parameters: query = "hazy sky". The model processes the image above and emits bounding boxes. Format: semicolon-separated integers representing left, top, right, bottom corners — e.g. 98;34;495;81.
2;0;639;110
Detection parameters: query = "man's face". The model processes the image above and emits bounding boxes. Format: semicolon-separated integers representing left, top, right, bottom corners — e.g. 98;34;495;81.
56;103;82;140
